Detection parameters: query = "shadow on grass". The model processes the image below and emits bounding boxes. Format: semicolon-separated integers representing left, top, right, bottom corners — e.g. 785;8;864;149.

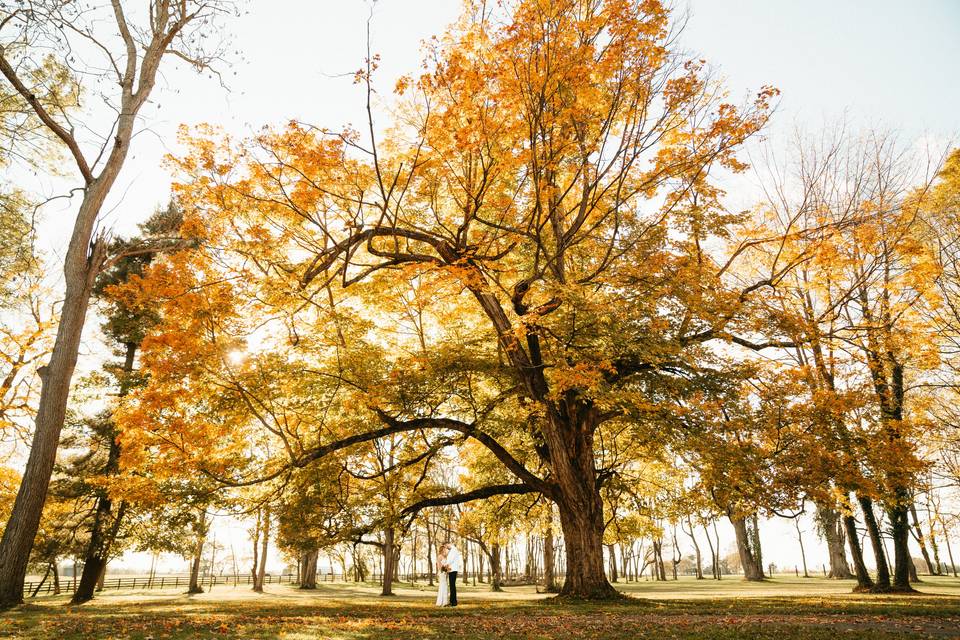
4;579;960;640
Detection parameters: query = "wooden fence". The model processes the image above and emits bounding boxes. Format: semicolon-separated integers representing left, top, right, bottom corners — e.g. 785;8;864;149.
23;572;298;598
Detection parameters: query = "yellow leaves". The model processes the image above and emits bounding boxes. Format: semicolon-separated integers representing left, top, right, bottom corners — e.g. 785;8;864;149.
394;74;413;96
548;360;615;400
0;465;19;522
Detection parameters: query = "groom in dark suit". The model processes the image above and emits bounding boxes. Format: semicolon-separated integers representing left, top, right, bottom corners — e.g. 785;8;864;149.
445;543;463;606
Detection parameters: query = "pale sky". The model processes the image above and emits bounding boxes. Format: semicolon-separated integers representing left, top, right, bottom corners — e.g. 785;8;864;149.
16;0;959;576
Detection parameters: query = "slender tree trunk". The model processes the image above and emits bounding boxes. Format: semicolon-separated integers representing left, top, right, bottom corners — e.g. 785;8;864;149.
842;510;874;591
250;510;261;591
543;524;557;592
685;516;704;579
72;341;134;605
30;563;51;598
703;523;718;580
52;562;60;595
188;526;206;594
254;507;269;593
426;520;434;586
71;498;114;603
477;546;485;583
942;520;957;578
713;520;722;579
606;544;618;583
381;527;396;596
794;518;809;577
909;503;936;575
858;495;891;590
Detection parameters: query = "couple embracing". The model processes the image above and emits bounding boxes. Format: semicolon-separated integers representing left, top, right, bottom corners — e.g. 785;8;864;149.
435;542;463;607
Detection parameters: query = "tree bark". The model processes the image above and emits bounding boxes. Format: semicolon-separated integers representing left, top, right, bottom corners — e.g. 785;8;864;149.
685;516;704;579
607;544;618;583
730;515;764;581
253;507;269;593
553;468;617;598
72;345;135;604
858;495;891;590
0;9;177;602
942;520;957;578
537;405;617;598
0;222;105;607
188;525;206;594
703;522;719;580
794;518;809;578
842;510;874;590
381;527;396;596
909;502;937;575
543;523;557;592
490;543;503;592
887;492;914;591
300;550;318;589
816;502;853;579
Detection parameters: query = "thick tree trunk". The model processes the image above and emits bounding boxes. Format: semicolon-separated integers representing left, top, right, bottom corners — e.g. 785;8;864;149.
730;515;764;581
551;432;618;599
300;550;318;589
556;505;613;597
887;493;914;591
816;502;853;579
489;543;503;592
858;495;891;590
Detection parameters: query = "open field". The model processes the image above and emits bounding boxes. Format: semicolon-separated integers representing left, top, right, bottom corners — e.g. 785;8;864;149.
3;576;960;639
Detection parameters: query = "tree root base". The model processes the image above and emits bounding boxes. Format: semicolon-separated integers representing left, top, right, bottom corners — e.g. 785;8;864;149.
852;584;920;594
552;585;627;602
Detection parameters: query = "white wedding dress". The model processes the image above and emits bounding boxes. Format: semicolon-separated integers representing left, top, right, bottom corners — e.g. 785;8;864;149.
436;570;449;606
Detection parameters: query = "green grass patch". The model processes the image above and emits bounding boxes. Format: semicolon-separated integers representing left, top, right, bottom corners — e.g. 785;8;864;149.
3;575;960;639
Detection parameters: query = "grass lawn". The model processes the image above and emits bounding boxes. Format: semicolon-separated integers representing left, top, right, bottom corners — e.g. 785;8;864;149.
3;575;960;639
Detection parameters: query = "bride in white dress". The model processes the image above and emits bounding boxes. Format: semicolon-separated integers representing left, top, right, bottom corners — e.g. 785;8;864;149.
435;545;450;606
